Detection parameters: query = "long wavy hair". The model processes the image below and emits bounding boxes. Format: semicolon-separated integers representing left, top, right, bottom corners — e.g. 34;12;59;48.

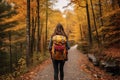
51;23;68;39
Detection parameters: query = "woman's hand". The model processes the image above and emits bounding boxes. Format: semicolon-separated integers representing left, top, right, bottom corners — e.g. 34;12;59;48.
49;50;53;59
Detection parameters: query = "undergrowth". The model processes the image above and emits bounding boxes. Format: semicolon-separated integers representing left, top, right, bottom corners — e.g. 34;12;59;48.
0;52;50;80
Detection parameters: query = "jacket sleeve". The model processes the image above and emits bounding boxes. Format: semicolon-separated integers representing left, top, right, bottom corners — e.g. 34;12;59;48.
48;38;53;51
66;41;70;50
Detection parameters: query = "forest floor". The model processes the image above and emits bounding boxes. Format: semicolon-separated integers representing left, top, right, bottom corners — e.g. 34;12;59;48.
18;45;120;80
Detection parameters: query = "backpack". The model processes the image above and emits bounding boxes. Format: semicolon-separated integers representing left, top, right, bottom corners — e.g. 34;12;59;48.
51;35;67;60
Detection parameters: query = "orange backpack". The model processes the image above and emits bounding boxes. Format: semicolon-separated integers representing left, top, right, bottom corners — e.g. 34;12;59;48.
51;35;67;60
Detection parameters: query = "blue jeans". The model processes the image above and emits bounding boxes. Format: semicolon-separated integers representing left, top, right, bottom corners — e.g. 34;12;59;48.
52;60;65;80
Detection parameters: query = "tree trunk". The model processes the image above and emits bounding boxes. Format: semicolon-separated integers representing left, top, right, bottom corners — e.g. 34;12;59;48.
45;0;48;50
90;0;101;47
20;43;23;56
111;0;116;10
79;24;83;40
86;0;93;46
39;20;44;52
15;45;17;66
118;0;120;7
26;0;31;67
9;31;12;72
98;0;103;26
36;0;40;53
31;8;36;55
98;0;105;44
33;16;37;51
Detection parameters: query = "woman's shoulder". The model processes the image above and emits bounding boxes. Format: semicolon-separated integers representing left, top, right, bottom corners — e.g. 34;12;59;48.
52;35;66;38
51;34;68;40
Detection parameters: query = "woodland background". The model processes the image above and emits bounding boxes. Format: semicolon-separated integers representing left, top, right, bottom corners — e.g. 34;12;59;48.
0;0;120;79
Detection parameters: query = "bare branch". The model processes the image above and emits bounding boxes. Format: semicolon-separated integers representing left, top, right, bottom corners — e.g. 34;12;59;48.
78;4;86;8
63;2;72;8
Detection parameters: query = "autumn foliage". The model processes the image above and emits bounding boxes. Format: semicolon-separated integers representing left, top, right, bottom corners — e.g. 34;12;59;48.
0;0;120;79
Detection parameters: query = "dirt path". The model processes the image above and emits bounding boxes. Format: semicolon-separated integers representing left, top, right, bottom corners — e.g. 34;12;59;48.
34;45;92;80
19;45;119;80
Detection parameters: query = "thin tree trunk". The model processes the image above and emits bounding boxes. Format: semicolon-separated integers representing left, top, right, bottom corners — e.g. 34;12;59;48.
90;0;101;47
20;43;23;56
33;17;37;51
41;34;44;54
98;0;103;26
43;33;46;54
118;0;120;7
15;45;17;66
26;0;31;67
111;0;115;10
31;18;34;54
79;24;83;39
31;8;36;55
45;0;48;50
86;0;93;46
9;31;12;72
36;0;40;53
39;20;44;52
98;0;105;44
